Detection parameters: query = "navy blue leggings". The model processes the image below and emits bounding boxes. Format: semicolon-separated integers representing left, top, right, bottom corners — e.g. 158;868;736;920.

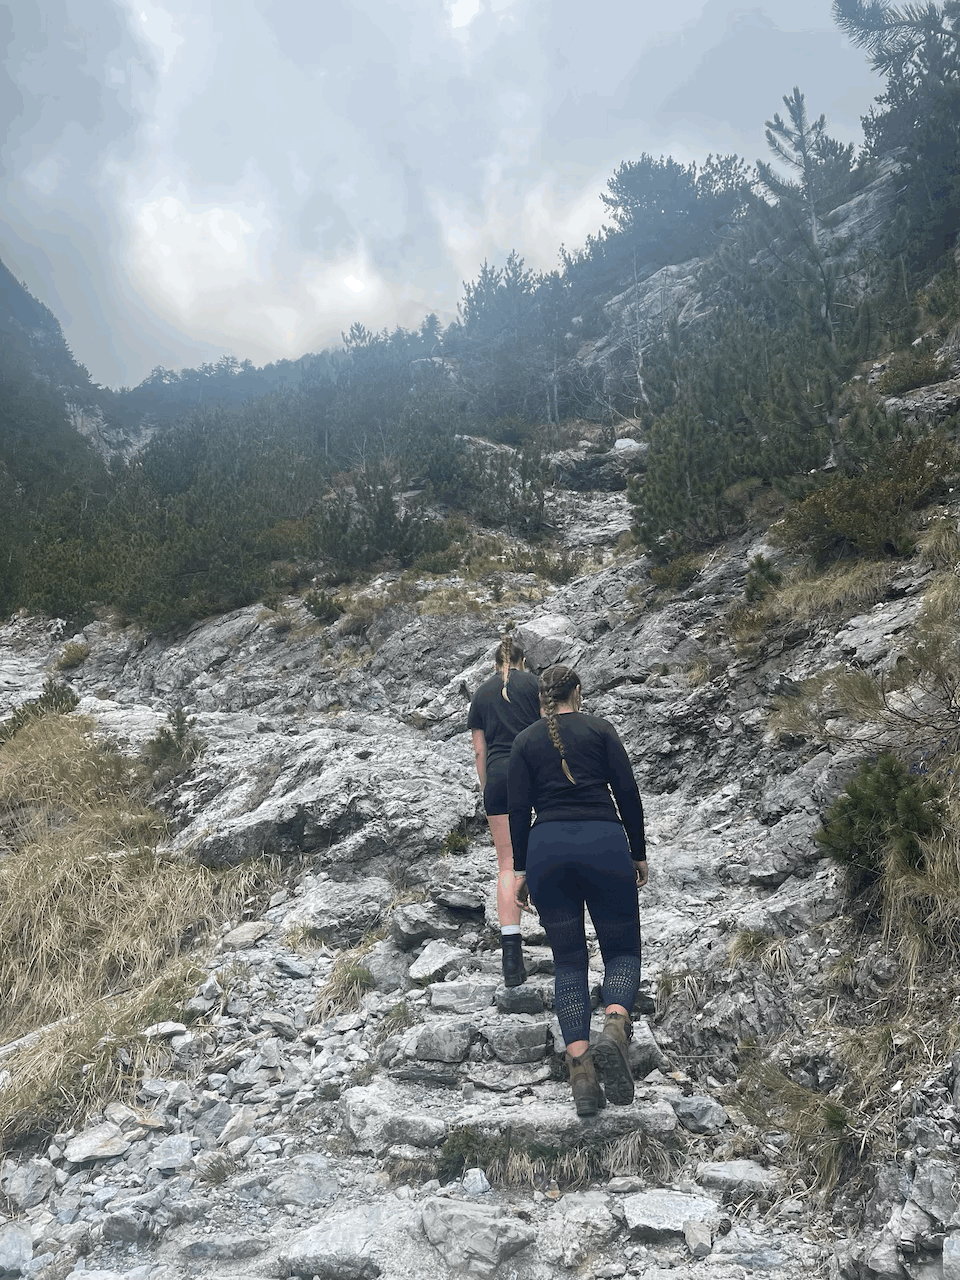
526;820;641;1044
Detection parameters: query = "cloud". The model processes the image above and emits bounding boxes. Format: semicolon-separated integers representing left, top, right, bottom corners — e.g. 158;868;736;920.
1;0;883;387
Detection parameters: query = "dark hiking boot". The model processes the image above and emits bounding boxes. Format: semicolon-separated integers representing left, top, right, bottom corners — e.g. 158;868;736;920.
501;933;526;987
565;1046;606;1117
594;1011;635;1105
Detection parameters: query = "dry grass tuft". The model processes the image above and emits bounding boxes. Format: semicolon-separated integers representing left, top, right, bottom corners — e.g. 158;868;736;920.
917;514;960;570
0;967;197;1147
0;713;275;1142
729;930;792;975
312;943;377;1021
774;560;898;621
879;769;960;981
434;1116;684;1192
738;1060;854;1197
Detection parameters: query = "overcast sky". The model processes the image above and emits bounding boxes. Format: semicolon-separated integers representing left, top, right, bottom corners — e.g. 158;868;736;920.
2;0;883;388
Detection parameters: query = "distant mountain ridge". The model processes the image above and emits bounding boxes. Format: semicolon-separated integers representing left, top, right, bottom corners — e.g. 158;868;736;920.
0;258;93;394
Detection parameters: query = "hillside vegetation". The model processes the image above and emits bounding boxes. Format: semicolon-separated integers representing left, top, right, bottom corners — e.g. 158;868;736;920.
0;3;956;631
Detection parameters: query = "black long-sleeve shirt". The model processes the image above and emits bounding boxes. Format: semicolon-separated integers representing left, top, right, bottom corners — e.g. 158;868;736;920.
507;711;646;872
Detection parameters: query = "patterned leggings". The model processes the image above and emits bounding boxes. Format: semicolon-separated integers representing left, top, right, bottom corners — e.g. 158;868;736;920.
526;820;641;1045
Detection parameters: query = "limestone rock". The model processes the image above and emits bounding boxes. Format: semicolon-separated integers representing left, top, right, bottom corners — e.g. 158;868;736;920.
481;1018;549;1064
421;1197;535;1278
265;1153;339;1207
392;903;458;949
281;875;395;948
538;1190;621;1268
672;1095;728;1134
864;1230;909;1280
494;984;545;1014
148;1134;194;1172
412;1019;473;1062
381;1113;447;1148
465;1096;676;1148
221;921;272;949
430;978;498;1013
697;1159;778;1197
942;1233;960;1280
63;1122;130;1163
180;1235;266;1262
910;1158;960;1228
684;1218;713;1258
408;940;468;985
363;937;412;993
278;1204;400;1279
622;1188;721;1240
0;1223;32;1277
515;614;581;670
461;1167;491;1195
0;1156;56;1210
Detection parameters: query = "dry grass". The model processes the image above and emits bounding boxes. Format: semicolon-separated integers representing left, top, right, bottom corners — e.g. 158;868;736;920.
0;967;197;1147
729;930;792;975
879;769;960;981
770;572;960;751
56;641;90;670
0;715;271;1048
916;514;960;570
774;560;898;621
738;1060;854;1198
726;559;898;654
434;1124;682;1191
656;968;714;1019
312;941;378;1021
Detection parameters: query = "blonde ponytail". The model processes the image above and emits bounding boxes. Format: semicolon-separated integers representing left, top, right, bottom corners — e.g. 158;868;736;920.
495;631;525;702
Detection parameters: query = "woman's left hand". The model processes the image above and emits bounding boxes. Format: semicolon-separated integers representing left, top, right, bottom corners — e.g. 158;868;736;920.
635;860;648;889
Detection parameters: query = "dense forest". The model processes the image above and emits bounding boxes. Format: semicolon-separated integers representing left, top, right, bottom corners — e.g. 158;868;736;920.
1;0;958;629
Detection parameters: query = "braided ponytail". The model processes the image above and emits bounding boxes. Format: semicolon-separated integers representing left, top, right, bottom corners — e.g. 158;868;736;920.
539;664;580;784
495;631;525;702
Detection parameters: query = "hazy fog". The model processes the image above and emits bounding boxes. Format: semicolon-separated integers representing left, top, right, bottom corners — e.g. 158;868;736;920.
2;0;882;387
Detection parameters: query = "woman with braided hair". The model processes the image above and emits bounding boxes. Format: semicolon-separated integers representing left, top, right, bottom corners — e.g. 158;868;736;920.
467;634;542;986
508;664;647;1117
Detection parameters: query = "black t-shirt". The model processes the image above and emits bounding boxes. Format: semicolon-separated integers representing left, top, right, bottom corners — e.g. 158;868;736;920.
467;670;542;771
507;711;646;871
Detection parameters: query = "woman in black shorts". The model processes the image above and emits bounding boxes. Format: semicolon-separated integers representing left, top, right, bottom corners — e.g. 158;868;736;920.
467;635;541;986
508;664;647;1116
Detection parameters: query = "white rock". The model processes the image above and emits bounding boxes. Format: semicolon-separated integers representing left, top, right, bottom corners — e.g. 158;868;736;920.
63;1123;130;1164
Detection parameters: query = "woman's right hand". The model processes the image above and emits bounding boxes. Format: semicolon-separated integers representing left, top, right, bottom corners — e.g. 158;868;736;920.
514;873;533;912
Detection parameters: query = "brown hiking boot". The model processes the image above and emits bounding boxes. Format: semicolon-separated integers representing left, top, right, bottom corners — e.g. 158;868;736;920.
565;1046;606;1118
594;1011;635;1105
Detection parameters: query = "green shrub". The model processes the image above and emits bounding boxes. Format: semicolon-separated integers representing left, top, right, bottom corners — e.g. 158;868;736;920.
413;544;465;575
0;679;79;746
773;436;958;566
649;553;700;591
441;826;470;857
744;553;782;602
876;349;951;397
143;703;204;775
303;590;345;624
507;546;583;585
815;753;943;896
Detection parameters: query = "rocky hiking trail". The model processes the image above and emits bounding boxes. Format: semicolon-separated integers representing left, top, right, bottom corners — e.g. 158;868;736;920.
3;472;960;1280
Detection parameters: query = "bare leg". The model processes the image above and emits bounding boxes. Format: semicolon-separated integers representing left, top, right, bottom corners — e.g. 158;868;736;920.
487;814;520;929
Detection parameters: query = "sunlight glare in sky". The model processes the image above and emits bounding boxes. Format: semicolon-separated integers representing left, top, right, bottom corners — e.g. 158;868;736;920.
449;0;482;28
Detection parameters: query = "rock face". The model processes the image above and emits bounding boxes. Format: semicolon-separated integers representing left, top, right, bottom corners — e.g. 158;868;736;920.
3;400;960;1280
